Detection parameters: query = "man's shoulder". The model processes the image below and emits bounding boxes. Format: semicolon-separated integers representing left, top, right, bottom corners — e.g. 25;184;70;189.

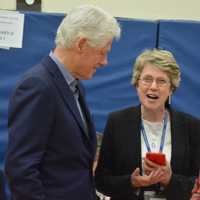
21;56;53;81
13;56;55;94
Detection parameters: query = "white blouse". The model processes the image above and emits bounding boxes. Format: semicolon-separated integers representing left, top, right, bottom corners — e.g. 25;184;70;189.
141;117;172;164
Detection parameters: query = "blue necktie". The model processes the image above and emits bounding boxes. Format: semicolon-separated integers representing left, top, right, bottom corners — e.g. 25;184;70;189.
72;80;88;135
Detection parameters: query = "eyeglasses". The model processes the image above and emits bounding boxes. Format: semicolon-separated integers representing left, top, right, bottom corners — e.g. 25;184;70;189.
139;76;170;87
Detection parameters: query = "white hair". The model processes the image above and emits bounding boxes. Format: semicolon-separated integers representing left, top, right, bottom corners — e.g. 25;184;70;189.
55;5;121;48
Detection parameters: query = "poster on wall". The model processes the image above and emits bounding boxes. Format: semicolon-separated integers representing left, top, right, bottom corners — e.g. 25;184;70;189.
0;10;24;49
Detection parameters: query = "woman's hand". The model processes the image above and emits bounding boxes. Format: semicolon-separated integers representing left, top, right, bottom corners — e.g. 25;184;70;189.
143;158;172;186
130;167;165;188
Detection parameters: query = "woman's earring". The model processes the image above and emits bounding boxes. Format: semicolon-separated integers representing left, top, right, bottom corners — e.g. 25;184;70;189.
168;95;171;105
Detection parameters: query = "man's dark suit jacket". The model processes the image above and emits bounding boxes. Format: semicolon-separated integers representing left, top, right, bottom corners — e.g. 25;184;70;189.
0;170;6;200
95;106;200;200
5;56;97;200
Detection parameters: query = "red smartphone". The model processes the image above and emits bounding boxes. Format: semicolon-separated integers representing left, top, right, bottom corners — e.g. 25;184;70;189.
146;152;166;166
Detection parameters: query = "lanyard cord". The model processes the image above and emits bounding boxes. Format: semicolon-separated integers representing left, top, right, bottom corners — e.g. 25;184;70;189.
141;111;168;153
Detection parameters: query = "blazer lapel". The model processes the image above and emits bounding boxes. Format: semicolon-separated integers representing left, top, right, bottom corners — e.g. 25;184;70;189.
42;56;87;135
122;106;142;171
170;109;186;172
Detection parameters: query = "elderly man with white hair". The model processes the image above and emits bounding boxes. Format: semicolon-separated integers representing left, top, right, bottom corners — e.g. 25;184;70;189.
5;5;121;200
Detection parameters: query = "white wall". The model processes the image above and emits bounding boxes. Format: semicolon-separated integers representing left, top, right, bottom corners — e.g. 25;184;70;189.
0;0;200;21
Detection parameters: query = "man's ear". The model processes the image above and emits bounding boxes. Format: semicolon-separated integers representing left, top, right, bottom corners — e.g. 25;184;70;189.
75;37;88;52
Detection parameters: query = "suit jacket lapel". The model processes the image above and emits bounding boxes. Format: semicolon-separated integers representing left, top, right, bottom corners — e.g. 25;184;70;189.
42;56;88;135
77;82;94;133
77;82;97;152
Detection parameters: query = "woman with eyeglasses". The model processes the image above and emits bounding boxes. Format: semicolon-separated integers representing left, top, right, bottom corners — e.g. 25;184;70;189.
95;49;200;200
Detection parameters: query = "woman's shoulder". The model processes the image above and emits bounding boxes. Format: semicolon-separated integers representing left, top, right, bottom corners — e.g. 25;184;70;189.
170;107;200;123
108;105;141;120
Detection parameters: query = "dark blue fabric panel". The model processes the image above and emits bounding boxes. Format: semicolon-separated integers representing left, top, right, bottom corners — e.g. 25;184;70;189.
83;18;158;132
158;20;200;119
0;12;64;167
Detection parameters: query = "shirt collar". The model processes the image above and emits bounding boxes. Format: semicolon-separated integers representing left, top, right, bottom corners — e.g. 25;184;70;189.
49;51;76;90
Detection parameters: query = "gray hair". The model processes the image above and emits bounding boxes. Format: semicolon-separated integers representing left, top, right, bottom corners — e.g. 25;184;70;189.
131;49;181;91
55;5;121;48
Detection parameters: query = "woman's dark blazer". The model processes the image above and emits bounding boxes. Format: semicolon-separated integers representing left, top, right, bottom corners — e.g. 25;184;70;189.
95;105;200;200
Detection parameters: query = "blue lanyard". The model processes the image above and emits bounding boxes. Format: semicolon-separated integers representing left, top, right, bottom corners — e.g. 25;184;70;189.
141;111;168;153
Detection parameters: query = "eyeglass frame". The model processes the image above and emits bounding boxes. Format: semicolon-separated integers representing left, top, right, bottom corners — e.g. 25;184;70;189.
138;76;171;87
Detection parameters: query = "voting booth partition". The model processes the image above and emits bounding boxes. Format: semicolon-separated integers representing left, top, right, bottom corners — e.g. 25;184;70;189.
1;12;200;199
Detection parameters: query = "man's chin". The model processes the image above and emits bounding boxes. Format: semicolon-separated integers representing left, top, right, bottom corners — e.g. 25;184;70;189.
88;72;96;79
83;75;93;80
